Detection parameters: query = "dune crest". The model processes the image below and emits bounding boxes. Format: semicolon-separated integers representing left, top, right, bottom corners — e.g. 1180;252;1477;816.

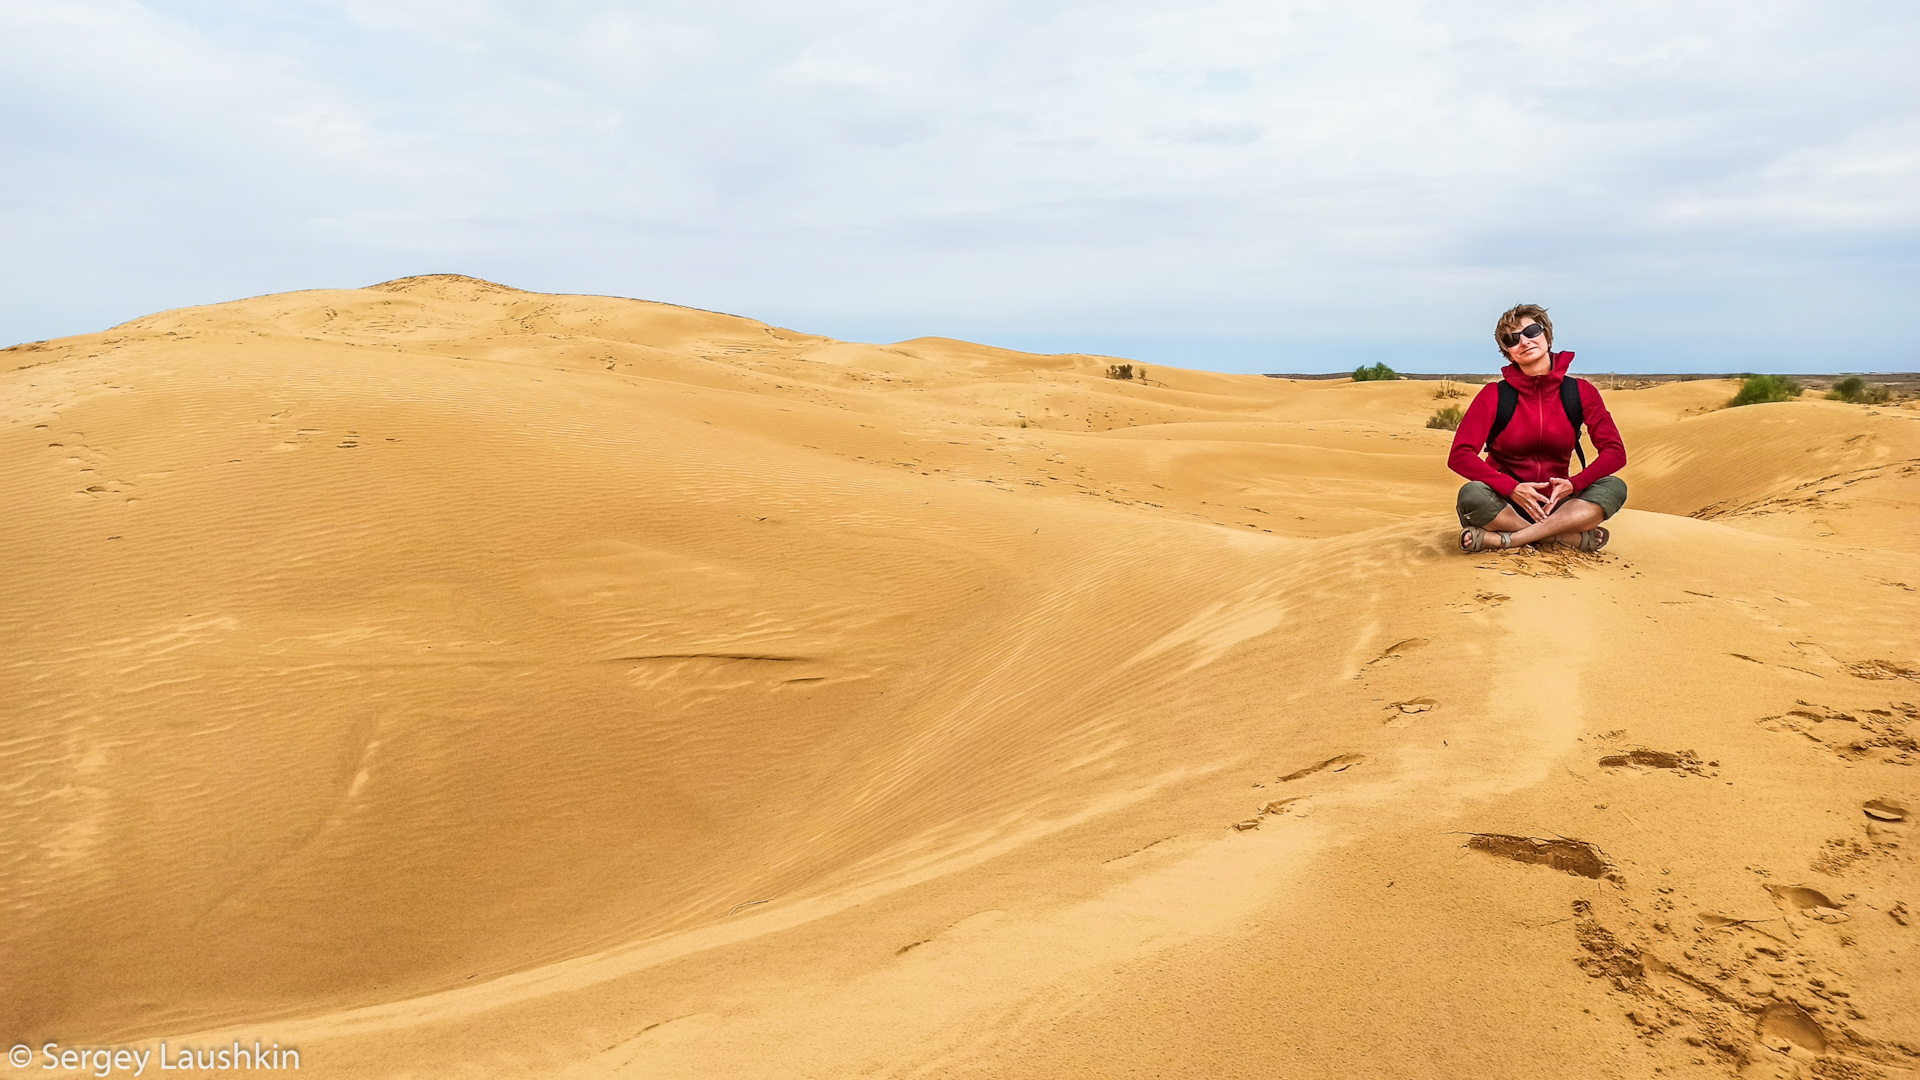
4;282;1915;1078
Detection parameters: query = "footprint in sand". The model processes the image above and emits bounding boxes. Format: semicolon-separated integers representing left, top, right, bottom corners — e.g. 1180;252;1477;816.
1235;796;1317;830
1234;764;1354;831
1846;659;1920;681
1366;639;1428;666
1596;748;1715;776
1766;884;1850;923
1695;911;1775;932
1465;834;1611;880
1758;703;1918;767
1866;797;1911;846
1756;1001;1827;1058
1277;754;1365;783
1866;791;1912;841
1864;798;1909;822
1383;698;1436;727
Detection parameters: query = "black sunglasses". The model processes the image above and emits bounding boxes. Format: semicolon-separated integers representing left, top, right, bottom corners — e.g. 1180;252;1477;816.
1499;323;1547;349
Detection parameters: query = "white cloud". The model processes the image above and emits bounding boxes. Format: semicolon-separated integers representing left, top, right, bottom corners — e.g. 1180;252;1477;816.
2;0;1915;371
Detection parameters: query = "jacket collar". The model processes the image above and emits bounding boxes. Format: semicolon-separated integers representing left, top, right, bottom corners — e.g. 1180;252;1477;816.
1501;350;1574;389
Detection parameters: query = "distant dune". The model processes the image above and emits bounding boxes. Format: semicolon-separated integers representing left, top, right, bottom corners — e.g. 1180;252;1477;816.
4;276;1916;1078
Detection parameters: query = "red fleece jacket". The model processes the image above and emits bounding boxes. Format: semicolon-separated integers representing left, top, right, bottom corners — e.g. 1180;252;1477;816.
1447;350;1627;498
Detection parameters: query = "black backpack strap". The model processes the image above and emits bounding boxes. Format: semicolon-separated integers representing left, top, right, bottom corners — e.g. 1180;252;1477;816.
1560;376;1588;468
1484;382;1519;453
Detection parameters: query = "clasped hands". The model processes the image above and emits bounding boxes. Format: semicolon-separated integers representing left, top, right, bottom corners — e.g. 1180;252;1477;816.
1510;477;1575;519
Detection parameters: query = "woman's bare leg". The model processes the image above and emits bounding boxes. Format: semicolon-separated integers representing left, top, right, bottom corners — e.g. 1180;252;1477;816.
1461;505;1530;551
1505;499;1604;547
1479;506;1530;533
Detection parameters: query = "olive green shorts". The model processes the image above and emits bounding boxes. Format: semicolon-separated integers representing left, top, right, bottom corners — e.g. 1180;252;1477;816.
1456;476;1627;529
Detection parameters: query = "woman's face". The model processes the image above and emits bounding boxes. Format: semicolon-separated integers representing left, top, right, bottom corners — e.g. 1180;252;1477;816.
1503;317;1551;368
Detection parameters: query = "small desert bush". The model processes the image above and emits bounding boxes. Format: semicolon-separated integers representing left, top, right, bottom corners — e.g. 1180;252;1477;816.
1727;374;1803;407
1106;363;1145;381
1353;362;1398;382
1433;380;1465;399
1427;405;1464;431
1825;376;1892;405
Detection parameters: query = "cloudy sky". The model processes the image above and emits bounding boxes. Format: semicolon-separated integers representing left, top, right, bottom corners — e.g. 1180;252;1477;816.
3;1;1916;373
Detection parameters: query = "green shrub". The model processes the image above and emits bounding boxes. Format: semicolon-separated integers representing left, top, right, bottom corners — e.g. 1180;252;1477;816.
1727;374;1804;407
1825;376;1892;405
1427;405;1464;430
1352;362;1398;382
1106;363;1135;381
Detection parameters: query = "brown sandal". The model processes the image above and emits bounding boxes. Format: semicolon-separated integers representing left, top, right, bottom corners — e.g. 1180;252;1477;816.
1569;526;1609;552
1460;527;1515;553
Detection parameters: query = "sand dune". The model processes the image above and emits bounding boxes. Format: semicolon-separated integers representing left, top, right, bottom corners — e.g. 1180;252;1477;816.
3;276;1915;1078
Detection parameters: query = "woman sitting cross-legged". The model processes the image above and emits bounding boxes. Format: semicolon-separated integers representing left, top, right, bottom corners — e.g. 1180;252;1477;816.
1449;304;1627;553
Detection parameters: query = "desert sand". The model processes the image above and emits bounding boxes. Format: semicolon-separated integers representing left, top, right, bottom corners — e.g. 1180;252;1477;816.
3;275;1916;1079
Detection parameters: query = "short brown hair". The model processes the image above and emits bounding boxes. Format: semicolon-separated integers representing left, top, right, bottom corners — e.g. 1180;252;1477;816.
1495;304;1553;357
